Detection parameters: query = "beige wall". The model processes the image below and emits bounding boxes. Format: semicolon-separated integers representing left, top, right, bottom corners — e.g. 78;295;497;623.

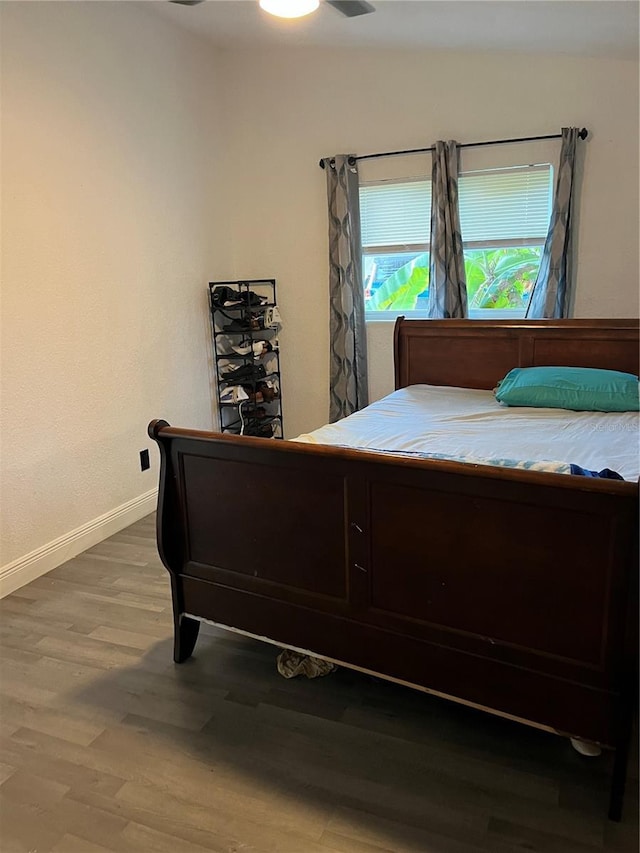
1;2;229;570
217;47;639;430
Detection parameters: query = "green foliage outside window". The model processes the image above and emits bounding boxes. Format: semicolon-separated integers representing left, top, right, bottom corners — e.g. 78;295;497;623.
465;247;541;309
366;253;429;311
367;246;542;312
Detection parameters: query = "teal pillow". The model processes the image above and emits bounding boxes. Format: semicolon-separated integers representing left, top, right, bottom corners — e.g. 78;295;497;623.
495;366;640;412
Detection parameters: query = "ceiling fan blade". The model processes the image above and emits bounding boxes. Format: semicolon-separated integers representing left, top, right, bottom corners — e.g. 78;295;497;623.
169;1;206;6
326;0;375;17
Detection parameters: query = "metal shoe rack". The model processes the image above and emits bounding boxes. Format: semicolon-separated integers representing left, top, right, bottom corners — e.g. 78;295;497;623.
209;279;283;439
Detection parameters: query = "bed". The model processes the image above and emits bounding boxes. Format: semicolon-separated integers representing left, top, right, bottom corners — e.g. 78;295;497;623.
149;318;639;820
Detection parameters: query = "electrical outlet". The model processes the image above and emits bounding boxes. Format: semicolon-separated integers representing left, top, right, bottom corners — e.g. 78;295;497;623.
140;449;150;471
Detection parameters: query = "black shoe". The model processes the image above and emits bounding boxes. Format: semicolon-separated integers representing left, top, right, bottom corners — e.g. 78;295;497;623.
211;286;241;310
221;363;266;384
244;422;274;438
211;286;268;311
240;406;267;419
231;340;273;357
222;318;250;333
222;316;265;333
240;291;269;308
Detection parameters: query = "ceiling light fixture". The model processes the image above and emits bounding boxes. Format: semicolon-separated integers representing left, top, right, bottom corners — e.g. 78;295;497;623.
259;0;320;19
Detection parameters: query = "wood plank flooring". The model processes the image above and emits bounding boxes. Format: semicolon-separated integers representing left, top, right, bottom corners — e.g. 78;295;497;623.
0;514;637;853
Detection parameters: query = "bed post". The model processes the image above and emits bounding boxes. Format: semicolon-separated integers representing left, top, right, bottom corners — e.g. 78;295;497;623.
170;579;200;664
608;528;639;821
608;707;634;821
393;316;406;390
148;419;200;663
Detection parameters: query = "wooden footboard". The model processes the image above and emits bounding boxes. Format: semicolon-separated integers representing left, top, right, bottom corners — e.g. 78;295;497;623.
149;419;638;817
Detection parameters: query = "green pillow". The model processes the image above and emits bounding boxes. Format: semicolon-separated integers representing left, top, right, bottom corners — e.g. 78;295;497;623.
495;366;640;412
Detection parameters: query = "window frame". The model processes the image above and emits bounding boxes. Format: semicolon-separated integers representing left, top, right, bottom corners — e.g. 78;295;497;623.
361;161;553;322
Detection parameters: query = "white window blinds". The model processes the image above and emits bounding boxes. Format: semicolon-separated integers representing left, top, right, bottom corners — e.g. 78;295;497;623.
459;166;552;243
360;179;431;247
360;164;552;247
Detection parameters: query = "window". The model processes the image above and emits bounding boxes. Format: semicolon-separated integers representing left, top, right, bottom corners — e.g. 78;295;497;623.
360;164;553;319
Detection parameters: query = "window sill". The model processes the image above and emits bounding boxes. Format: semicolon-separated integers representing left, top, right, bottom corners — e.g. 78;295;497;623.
365;310;430;323
366;308;528;323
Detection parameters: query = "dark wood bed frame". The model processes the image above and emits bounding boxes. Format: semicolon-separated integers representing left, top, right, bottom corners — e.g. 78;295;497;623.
149;318;639;820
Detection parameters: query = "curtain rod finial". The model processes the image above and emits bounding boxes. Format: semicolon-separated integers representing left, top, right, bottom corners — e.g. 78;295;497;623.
319;159;326;169
579;128;588;140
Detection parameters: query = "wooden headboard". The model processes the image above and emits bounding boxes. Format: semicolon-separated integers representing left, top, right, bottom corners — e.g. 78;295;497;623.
394;318;640;390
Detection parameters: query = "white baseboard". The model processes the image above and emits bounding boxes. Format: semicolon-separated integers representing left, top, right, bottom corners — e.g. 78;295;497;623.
0;488;158;599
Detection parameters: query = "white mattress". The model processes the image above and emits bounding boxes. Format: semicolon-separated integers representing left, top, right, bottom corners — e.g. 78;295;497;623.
295;384;640;482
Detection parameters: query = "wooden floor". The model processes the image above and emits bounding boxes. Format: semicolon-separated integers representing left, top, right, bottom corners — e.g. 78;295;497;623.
0;515;637;853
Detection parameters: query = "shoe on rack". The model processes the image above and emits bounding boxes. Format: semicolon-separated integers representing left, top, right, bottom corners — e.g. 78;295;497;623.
223;291;267;309
219;385;249;404
264;306;282;329
243;422;274;438
222;318;251;333
230;340;273;357
221;363;267;384
211;286;242;309
238;405;267;420
239;290;269;308
241;417;267;431
222;315;265;333
255;379;279;402
245;389;264;404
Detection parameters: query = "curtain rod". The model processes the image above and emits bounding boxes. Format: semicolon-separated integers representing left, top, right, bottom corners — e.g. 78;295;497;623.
318;128;588;170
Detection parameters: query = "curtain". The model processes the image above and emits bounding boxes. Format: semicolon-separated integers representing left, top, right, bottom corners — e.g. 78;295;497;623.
427;140;468;319
322;154;369;422
526;127;579;319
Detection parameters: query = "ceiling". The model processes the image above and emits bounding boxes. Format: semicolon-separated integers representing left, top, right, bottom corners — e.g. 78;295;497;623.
146;0;639;58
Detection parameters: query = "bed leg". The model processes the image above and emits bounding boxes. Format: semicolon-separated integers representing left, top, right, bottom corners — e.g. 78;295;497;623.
608;746;628;821
608;713;633;821
173;614;200;663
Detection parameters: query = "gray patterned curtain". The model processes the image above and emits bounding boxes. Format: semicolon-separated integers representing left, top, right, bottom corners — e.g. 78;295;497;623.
526;127;579;318
427;140;468;319
322;154;368;423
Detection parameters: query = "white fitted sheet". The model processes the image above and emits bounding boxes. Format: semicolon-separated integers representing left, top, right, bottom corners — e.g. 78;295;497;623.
295;385;640;482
